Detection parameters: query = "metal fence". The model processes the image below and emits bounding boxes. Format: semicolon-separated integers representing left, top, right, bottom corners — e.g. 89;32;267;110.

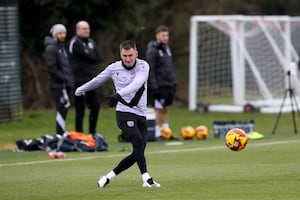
0;0;22;122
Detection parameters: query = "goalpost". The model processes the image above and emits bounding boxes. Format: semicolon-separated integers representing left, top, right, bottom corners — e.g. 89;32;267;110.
189;15;300;112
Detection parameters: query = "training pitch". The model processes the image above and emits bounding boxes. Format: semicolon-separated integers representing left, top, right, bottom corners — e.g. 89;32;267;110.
1;108;300;199
1;136;300;200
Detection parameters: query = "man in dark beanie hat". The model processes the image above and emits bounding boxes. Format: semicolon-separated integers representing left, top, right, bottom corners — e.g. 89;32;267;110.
44;23;73;135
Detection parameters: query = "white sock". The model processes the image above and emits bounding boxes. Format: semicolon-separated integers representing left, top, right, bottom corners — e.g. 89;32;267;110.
106;171;116;180
162;123;169;128
142;172;151;182
155;125;161;138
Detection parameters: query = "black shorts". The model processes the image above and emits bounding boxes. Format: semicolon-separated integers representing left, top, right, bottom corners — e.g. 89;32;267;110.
149;86;176;108
116;111;147;141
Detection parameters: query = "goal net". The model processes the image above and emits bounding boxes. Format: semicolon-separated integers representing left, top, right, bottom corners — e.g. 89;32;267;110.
189;15;300;112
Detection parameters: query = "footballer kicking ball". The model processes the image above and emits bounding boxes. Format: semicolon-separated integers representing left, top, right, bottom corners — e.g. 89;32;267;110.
180;126;195;140
160;127;173;140
194;125;209;140
225;128;248;151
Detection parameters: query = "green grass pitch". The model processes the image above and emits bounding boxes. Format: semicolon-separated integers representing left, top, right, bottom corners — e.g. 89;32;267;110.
0;108;300;199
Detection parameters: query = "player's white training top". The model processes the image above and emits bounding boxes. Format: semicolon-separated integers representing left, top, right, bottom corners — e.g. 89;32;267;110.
76;58;149;117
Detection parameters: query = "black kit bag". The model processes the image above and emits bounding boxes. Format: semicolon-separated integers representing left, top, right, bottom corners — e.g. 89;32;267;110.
16;134;60;151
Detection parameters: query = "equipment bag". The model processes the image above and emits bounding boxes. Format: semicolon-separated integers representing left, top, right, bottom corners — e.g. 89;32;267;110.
57;131;108;152
16;134;60;151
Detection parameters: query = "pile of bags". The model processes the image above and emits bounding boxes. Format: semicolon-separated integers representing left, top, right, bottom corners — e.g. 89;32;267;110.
16;131;108;152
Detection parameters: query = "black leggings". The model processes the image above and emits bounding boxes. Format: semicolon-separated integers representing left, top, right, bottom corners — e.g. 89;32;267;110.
50;88;70;135
74;82;100;134
113;112;148;175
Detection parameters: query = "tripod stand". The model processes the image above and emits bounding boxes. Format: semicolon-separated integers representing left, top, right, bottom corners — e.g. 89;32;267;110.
272;71;300;134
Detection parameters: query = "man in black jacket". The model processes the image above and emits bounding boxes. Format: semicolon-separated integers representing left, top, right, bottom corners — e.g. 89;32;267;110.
69;21;102;135
44;24;73;135
146;25;176;139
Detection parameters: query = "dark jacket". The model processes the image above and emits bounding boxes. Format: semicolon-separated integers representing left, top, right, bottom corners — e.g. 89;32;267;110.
68;36;101;83
44;36;73;89
145;40;176;91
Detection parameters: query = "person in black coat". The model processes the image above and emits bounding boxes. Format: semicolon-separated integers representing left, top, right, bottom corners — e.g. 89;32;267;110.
44;24;73;135
69;21;102;135
146;25;176;139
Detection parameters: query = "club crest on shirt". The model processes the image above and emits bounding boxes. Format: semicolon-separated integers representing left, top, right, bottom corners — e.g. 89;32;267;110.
127;120;134;127
118;75;128;82
158;49;164;57
88;42;94;49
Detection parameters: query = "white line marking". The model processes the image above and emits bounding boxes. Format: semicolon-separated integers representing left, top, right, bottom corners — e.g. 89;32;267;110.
1;139;299;168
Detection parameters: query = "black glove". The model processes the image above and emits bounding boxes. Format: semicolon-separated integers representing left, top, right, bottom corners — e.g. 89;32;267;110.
107;93;122;107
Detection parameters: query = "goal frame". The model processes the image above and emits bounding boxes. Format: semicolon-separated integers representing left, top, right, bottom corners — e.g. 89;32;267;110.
189;15;300;112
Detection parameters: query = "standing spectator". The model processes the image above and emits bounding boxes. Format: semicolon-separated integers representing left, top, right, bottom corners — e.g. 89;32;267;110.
44;24;73;135
146;25;176;139
75;40;160;188
69;20;102;135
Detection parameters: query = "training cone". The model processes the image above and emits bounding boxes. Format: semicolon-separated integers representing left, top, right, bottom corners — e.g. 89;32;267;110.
247;131;264;139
